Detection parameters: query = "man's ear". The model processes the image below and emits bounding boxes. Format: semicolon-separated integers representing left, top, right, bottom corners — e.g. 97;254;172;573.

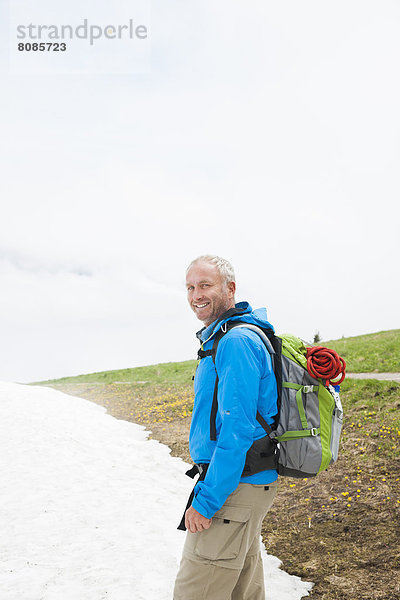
227;281;236;298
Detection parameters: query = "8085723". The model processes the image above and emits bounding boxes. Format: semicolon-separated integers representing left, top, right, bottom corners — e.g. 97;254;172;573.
18;42;67;51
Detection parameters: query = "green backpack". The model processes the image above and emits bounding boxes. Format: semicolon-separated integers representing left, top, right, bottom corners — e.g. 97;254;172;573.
209;323;344;478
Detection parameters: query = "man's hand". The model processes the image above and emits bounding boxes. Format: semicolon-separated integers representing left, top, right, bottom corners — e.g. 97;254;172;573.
185;506;212;533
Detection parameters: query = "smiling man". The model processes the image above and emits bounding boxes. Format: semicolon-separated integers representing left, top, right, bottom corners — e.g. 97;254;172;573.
187;258;236;331
174;255;279;600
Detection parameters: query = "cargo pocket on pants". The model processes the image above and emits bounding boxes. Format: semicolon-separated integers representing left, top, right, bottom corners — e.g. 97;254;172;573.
194;505;252;561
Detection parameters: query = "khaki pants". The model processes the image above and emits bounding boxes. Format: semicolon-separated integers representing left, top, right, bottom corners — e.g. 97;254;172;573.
174;481;278;600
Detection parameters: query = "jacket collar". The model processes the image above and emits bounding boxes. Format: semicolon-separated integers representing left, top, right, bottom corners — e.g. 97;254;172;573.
196;302;252;343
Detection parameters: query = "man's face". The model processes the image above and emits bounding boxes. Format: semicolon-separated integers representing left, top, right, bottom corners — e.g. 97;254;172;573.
186;261;236;327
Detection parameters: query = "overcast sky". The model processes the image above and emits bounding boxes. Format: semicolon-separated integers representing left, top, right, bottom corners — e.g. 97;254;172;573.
1;0;399;383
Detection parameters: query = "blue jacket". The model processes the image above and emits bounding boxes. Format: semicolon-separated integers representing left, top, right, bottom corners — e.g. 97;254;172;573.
190;302;278;519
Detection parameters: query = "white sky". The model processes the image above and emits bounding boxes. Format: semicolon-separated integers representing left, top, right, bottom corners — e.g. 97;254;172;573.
1;0;399;383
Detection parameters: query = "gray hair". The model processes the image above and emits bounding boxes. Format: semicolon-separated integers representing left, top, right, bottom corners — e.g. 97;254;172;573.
186;255;236;285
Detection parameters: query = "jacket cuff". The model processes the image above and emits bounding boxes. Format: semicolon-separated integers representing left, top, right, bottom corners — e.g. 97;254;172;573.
191;495;213;520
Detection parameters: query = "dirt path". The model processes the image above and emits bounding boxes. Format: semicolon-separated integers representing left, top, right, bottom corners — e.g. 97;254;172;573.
347;372;400;382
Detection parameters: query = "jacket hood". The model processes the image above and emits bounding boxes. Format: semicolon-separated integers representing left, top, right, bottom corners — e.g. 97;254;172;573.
197;301;275;343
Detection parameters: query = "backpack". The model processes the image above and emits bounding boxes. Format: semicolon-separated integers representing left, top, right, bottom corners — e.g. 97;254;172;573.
207;321;344;479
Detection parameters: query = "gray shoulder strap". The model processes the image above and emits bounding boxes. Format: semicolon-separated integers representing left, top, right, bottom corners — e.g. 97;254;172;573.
230;323;275;356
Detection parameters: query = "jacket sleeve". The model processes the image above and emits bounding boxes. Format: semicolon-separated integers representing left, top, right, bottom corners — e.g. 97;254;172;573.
191;329;269;518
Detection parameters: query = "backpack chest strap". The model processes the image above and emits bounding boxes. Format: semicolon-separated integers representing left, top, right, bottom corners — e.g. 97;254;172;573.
197;349;215;360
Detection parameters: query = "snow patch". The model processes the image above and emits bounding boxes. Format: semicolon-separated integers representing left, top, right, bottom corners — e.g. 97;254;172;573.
0;381;312;599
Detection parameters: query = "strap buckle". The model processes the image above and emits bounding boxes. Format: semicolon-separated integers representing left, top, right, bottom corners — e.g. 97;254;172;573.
303;385;315;393
310;428;319;437
196;463;209;475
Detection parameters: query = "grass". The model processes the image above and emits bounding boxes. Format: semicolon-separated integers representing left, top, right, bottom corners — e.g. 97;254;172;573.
323;329;400;373
339;378;400;461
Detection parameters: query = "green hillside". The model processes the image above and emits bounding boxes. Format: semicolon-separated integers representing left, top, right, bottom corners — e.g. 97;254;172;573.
36;359;197;387
322;329;400;373
35;329;399;387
